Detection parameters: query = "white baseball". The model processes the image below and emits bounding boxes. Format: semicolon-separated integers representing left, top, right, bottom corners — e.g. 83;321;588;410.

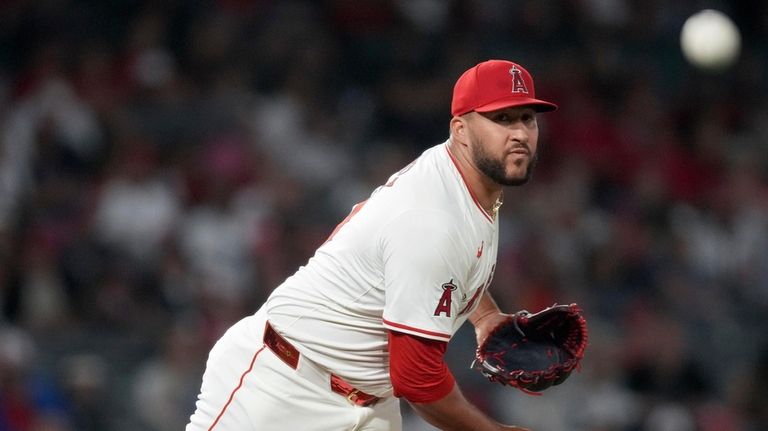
680;9;741;70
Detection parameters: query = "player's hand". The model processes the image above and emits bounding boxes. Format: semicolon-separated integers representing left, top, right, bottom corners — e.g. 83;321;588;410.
473;311;513;346
500;426;531;431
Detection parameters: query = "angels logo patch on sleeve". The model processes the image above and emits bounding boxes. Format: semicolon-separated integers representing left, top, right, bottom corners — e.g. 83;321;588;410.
433;279;457;317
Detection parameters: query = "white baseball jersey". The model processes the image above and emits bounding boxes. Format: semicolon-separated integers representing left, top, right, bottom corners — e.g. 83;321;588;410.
266;141;499;397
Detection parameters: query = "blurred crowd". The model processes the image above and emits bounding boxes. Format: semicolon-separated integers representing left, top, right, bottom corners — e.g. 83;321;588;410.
1;1;767;430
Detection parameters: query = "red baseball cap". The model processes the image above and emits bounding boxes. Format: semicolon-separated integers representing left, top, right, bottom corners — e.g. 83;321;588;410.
451;60;558;116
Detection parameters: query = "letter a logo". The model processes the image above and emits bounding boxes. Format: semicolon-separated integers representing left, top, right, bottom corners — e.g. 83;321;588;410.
433;279;457;317
509;66;529;94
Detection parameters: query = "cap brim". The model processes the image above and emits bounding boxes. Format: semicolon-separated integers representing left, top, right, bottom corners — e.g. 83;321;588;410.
475;97;558;113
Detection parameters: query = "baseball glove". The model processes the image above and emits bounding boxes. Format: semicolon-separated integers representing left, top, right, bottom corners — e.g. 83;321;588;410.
472;303;588;394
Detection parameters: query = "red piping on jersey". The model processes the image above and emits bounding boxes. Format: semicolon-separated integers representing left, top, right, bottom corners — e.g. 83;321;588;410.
383;319;451;340
458;286;485;315
324;199;369;244
445;146;494;223
207;345;266;431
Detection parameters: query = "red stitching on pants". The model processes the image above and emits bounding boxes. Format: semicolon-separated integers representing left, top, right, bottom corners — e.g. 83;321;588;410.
208;346;266;431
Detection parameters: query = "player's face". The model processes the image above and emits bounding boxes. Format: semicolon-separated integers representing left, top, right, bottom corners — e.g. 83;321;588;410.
466;107;540;186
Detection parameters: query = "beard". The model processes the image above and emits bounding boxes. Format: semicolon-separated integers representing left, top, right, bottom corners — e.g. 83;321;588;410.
472;140;538;186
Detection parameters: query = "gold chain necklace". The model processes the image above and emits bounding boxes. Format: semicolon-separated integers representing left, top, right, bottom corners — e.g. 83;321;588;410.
491;191;504;218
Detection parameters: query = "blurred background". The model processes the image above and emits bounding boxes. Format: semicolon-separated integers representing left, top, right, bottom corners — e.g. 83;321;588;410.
1;0;767;430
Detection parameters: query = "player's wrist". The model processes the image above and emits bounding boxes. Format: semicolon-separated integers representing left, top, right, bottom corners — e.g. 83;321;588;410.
470;304;510;328
469;309;498;327
471;311;511;345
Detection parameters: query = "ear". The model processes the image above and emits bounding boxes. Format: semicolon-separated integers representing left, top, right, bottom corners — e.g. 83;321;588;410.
450;116;468;145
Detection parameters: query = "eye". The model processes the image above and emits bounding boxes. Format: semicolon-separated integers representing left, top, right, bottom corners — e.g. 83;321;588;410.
493;113;512;123
521;113;536;125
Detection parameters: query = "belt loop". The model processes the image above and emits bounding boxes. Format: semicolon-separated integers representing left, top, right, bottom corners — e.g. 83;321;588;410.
263;321;300;369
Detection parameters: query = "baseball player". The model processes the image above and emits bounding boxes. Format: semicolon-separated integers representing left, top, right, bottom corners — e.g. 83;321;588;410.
186;59;557;431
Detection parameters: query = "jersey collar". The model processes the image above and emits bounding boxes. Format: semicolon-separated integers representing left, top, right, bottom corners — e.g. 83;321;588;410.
444;144;495;224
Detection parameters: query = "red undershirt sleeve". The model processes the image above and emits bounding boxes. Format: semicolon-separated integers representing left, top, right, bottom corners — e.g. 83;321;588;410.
388;330;456;403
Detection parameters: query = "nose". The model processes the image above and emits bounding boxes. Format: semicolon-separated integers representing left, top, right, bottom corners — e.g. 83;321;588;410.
507;121;529;143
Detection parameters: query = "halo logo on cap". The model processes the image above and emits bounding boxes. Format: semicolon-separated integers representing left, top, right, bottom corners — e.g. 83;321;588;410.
510;66;529;94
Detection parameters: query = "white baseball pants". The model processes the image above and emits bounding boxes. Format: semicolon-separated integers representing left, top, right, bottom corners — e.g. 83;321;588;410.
186;306;402;431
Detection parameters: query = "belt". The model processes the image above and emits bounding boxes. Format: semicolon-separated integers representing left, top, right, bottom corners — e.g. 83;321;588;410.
263;321;380;407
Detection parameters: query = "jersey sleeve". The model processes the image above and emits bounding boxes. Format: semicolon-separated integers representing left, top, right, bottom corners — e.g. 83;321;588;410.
388;330;455;403
380;209;471;341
